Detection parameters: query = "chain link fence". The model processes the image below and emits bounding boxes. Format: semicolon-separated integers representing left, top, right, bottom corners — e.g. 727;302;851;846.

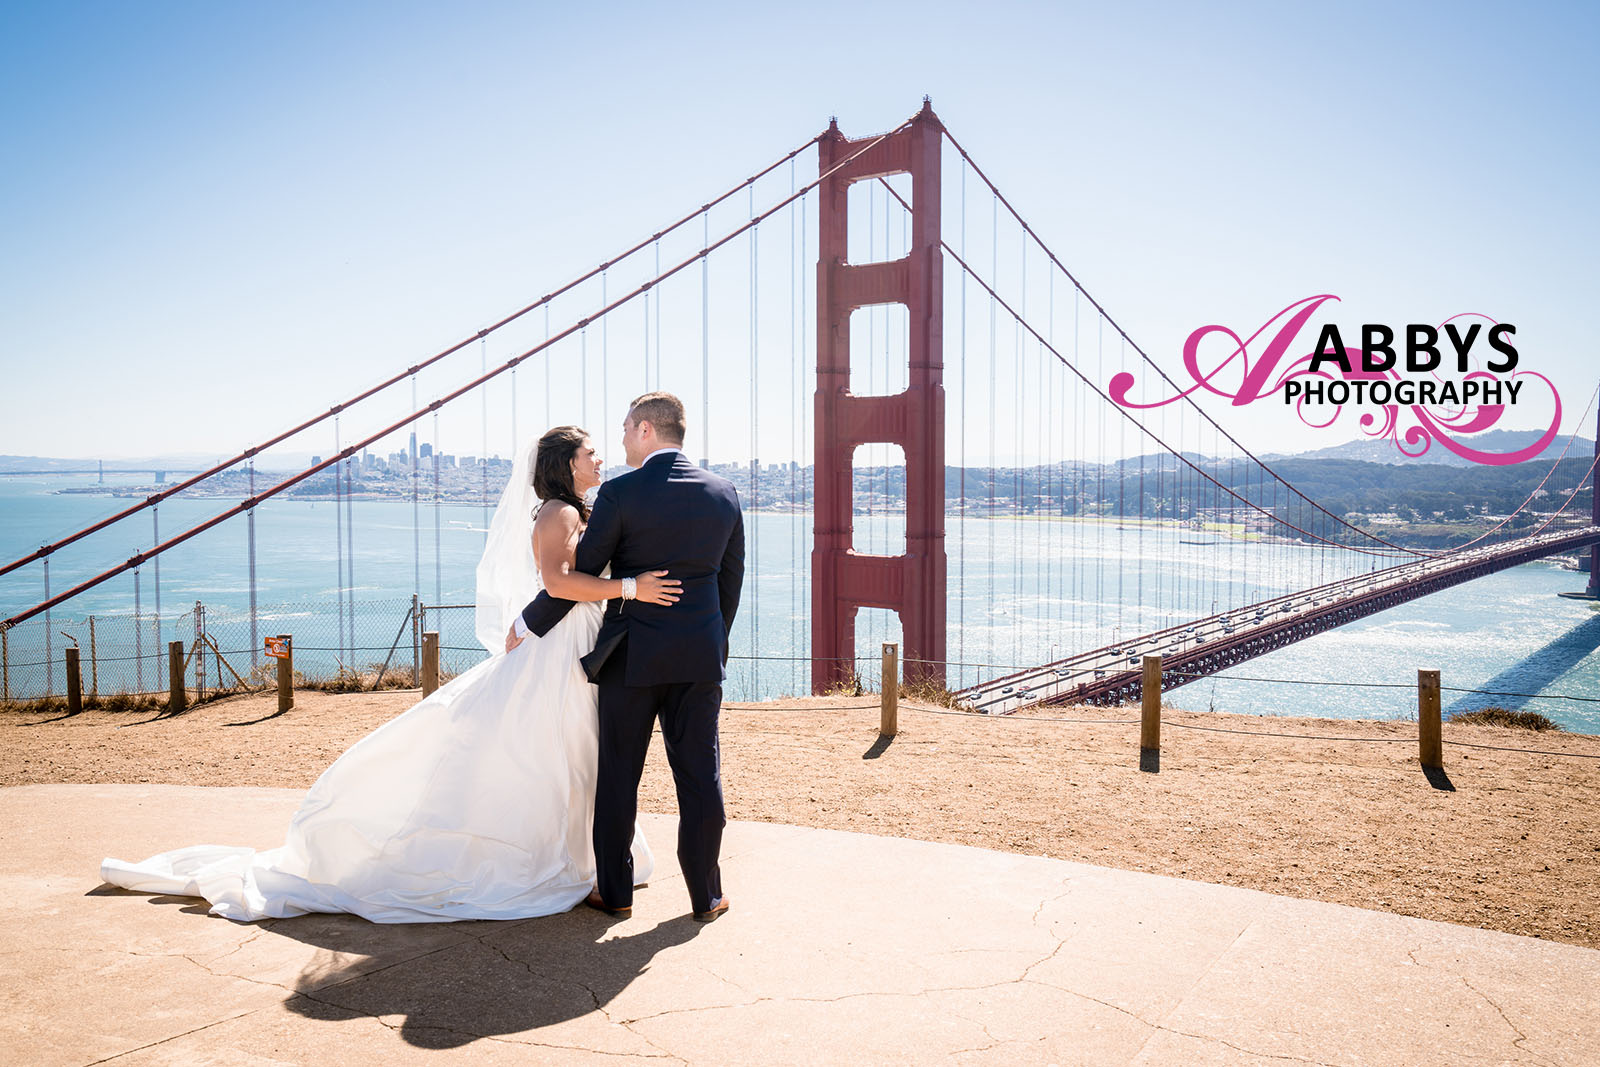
1;596;818;706
418;604;489;680
0;596;497;704
1;606;195;704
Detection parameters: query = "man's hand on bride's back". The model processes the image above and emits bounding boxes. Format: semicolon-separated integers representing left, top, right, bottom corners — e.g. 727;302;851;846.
634;570;681;606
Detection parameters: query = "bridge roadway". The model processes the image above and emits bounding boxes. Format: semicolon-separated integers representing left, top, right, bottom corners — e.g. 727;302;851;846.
960;525;1600;714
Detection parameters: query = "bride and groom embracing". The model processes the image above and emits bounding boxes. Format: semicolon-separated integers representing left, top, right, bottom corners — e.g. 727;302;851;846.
101;391;746;925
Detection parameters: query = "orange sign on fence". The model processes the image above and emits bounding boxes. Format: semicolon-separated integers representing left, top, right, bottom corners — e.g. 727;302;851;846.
264;637;289;659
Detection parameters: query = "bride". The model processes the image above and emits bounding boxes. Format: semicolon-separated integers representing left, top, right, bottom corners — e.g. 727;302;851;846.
99;426;677;922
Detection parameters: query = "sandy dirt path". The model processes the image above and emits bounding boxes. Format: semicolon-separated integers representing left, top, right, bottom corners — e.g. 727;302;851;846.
4;689;1597;948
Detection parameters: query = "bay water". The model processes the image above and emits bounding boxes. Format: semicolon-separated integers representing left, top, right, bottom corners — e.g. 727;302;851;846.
2;473;1596;732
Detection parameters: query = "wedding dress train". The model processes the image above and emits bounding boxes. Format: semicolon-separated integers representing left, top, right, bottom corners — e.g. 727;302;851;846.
100;598;654;923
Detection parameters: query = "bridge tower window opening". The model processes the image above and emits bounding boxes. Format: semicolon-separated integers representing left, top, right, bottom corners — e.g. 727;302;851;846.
851;444;908;557
847;174;913;267
847;302;910;401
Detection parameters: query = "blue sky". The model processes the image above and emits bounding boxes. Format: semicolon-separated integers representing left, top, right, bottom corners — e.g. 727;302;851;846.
2;1;1595;465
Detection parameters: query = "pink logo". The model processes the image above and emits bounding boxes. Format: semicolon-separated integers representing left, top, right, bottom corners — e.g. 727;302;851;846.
1109;295;1562;466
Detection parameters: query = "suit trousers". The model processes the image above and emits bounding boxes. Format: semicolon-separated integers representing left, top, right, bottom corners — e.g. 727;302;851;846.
593;645;726;914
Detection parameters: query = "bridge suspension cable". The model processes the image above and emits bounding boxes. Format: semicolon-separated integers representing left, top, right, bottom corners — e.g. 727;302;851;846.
0;133;828;584
883;162;1595;569
874;175;1411;560
1437;381;1599;551
1510;448;1600;538
1;117;917;632
936;127;1430;559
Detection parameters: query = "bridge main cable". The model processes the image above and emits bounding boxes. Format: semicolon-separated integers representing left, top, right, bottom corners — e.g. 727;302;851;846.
875;175;1409;559
0;116;919;632
938;127;1426;558
0;133;826;582
1439;381;1599;551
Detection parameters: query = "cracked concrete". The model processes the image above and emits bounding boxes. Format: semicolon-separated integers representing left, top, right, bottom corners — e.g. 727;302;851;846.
3;784;1598;1065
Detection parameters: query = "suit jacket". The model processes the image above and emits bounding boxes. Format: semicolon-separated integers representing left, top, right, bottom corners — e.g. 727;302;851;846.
520;451;745;686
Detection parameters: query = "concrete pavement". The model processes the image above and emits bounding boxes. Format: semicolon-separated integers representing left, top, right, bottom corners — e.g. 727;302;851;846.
2;784;1596;1065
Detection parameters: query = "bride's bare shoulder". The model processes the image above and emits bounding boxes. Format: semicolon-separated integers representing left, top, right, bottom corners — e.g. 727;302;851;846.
532;499;581;535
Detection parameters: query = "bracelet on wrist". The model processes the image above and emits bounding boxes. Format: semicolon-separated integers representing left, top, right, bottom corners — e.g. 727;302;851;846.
621;577;637;601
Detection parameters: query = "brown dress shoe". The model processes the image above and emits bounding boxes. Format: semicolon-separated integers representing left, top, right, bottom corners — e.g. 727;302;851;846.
692;895;730;923
583;888;631;918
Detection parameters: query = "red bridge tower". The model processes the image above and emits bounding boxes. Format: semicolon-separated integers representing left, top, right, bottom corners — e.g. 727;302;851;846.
811;102;946;692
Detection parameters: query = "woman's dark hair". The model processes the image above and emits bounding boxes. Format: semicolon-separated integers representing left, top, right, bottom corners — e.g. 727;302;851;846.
533;425;591;523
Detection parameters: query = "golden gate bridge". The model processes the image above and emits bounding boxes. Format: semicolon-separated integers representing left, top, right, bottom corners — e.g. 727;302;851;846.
3;100;1597;710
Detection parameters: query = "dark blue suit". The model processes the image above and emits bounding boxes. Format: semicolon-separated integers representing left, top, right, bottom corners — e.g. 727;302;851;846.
520;450;744;913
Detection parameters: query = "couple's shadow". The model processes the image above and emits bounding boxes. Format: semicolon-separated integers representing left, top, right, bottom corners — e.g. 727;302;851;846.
134;891;701;1050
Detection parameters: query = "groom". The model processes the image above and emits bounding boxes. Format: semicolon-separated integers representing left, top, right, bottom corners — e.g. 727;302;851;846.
515;392;744;922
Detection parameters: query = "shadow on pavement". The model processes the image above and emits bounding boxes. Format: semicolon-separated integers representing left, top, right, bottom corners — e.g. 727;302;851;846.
90;888;704;1050
286;910;702;1049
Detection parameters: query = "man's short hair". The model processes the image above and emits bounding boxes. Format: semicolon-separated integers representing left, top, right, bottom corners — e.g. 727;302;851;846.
627;391;686;445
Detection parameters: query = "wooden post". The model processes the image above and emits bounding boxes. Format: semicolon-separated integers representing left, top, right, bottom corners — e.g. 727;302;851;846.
168;641;186;713
880;642;899;737
276;634;294;714
1418;669;1443;768
88;616;98;698
1141;655;1162;771
421;631;440;696
65;647;82;714
194;601;206;703
416;591;428;684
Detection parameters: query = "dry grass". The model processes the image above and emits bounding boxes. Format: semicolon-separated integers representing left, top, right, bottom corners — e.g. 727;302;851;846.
1449;706;1562;731
296;663;427;694
0;692;170;716
897;675;965;709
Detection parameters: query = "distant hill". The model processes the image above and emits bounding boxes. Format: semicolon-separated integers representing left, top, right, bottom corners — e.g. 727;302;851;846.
0;452;315;473
1268;429;1595;468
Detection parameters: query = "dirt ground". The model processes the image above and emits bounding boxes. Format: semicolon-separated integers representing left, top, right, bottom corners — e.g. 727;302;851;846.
4;689;1598;948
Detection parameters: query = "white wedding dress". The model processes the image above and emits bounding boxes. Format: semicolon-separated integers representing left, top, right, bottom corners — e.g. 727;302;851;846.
99;441;654;923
